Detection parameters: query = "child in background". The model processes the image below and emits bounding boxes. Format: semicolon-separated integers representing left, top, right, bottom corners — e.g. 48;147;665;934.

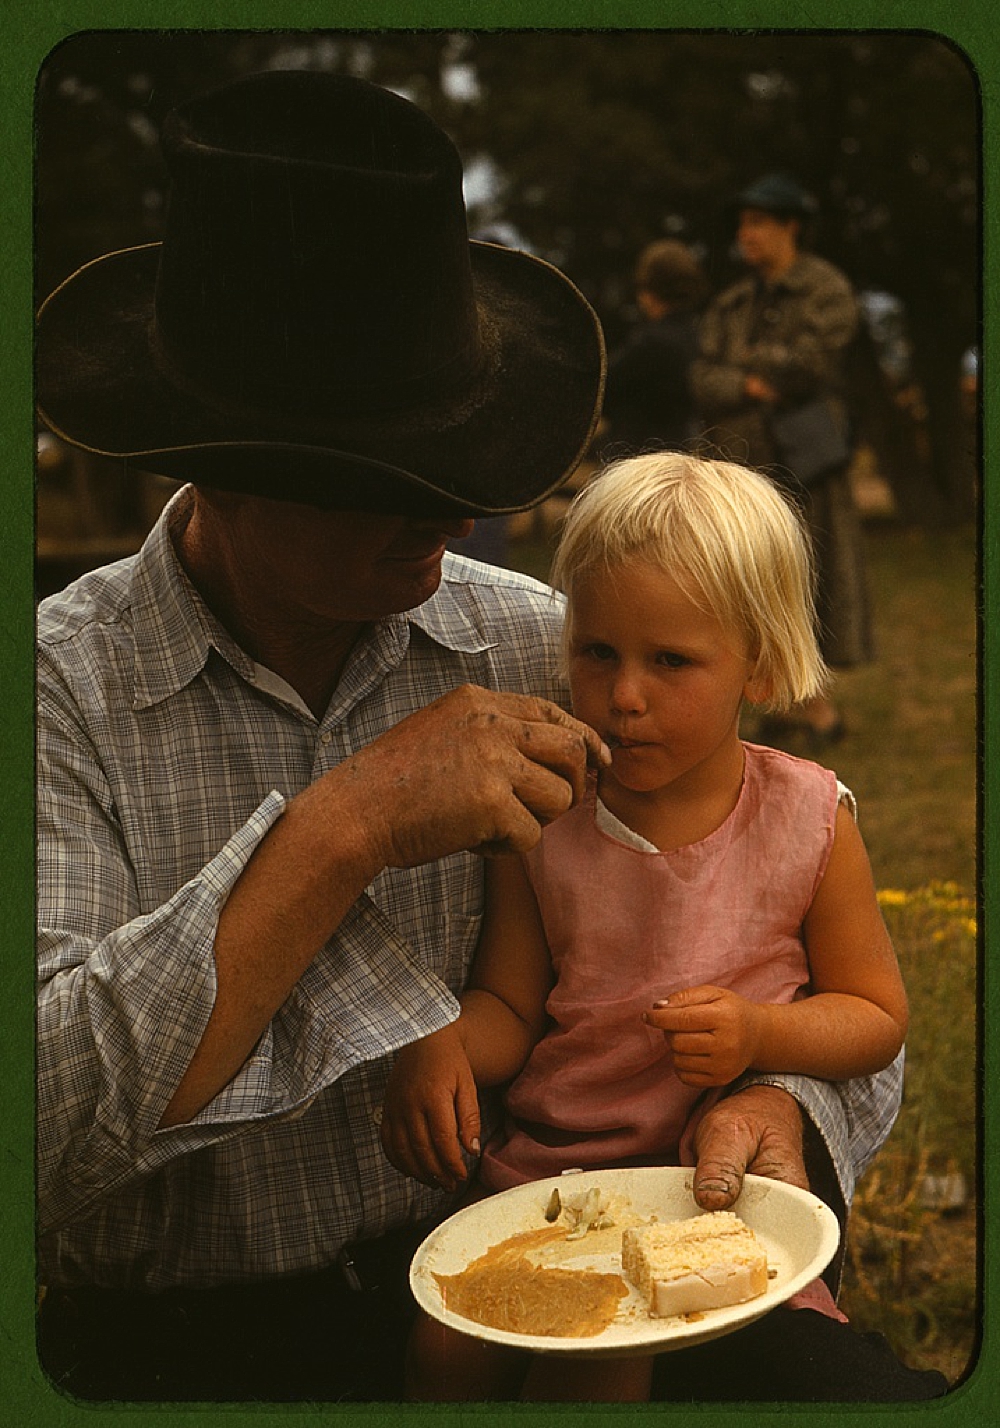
380;453;908;1402
597;238;708;457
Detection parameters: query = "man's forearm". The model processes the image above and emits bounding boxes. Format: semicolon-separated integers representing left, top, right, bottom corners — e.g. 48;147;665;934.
160;763;384;1126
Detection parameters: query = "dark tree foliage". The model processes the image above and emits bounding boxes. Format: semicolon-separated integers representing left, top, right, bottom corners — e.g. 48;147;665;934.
35;28;979;522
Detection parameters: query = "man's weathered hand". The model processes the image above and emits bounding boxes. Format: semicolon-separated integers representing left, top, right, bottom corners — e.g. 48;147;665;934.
345;685;610;868
688;1084;809;1211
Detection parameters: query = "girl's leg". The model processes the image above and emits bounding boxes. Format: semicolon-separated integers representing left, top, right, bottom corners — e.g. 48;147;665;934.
405;1309;527;1401
521;1352;654;1402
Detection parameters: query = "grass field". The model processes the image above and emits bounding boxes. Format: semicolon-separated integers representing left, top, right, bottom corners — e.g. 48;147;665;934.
505;511;979;1388
812;522;978;1388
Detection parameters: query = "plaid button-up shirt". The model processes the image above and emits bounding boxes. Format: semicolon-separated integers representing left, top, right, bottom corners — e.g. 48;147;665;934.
37;487;900;1291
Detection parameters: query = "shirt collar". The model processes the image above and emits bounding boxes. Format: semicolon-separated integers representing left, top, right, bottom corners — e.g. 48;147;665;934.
408;553;499;656
129;493;495;710
129;488;231;709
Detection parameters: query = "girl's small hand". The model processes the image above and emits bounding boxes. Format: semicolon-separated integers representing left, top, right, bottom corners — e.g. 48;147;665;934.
378;1024;481;1190
644;985;762;1087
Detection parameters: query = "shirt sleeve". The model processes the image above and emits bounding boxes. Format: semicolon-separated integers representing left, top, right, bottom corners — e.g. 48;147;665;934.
738;1052;905;1213
37;688;460;1234
37;702;281;1228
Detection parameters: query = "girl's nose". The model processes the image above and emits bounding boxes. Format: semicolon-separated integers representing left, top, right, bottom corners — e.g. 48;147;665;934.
610;669;646;715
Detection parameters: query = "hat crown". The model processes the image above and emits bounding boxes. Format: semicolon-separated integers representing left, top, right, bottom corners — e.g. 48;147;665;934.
735;172;817;217
164;68;447;169
36;70;605;515
153;71;480;415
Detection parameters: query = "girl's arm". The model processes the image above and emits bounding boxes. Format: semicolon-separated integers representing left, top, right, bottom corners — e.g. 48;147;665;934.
461;850;554;1076
749;802;908;1077
647;803;908;1085
379;852;553;1187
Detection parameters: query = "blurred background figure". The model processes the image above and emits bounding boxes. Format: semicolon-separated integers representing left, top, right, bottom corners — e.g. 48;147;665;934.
597;238;708;460
959;343;979;485
691;173;874;747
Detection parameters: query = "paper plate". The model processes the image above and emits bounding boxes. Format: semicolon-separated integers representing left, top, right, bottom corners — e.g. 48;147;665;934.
409;1166;840;1357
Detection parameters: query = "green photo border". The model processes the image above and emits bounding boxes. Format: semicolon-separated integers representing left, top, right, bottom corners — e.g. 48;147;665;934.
3;2;993;1424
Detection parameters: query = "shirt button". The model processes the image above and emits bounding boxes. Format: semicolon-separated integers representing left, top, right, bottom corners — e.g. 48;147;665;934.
372;1106;383;1126
320;730;333;746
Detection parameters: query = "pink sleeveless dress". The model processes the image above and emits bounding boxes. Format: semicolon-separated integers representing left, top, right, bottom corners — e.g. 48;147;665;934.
480;742;840;1191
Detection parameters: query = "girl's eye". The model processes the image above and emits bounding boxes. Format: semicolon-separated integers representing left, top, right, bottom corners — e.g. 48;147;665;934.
657;651;689;669
579;642;616;661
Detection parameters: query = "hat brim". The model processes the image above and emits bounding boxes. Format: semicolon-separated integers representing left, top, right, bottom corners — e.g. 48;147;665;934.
36;241;605;515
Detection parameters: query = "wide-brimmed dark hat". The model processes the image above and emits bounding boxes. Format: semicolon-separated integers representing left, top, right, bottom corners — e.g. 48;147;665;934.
36;71;606;515
733;172;818;219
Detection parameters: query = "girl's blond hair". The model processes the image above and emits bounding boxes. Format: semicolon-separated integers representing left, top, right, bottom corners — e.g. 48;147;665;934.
551;453;828;711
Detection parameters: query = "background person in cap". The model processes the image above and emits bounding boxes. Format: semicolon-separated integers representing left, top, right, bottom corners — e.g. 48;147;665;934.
36;80;913;1402
691;172;874;746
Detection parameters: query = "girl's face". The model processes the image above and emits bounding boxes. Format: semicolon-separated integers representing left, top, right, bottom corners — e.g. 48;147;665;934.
567;558;765;805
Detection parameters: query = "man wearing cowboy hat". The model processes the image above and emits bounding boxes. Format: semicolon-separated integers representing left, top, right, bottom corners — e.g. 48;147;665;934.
35;77;938;1402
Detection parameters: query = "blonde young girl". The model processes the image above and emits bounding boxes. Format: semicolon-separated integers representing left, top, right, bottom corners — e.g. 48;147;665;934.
380;454;908;1402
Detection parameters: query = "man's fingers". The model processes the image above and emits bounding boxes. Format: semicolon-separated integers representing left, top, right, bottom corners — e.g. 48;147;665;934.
693;1157;746;1210
690;1102;759;1209
472;797;543;857
511;717;605;809
531;704;612;776
690;1086;808;1210
366;687;611;869
503;695;611;774
750;1139;811;1193
512;754;576;823
473;753;584;856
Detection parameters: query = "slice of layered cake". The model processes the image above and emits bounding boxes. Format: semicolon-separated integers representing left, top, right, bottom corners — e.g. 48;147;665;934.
621;1210;769;1317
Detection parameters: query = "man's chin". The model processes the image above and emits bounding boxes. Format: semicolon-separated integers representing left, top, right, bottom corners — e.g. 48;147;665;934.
393;560;445;613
